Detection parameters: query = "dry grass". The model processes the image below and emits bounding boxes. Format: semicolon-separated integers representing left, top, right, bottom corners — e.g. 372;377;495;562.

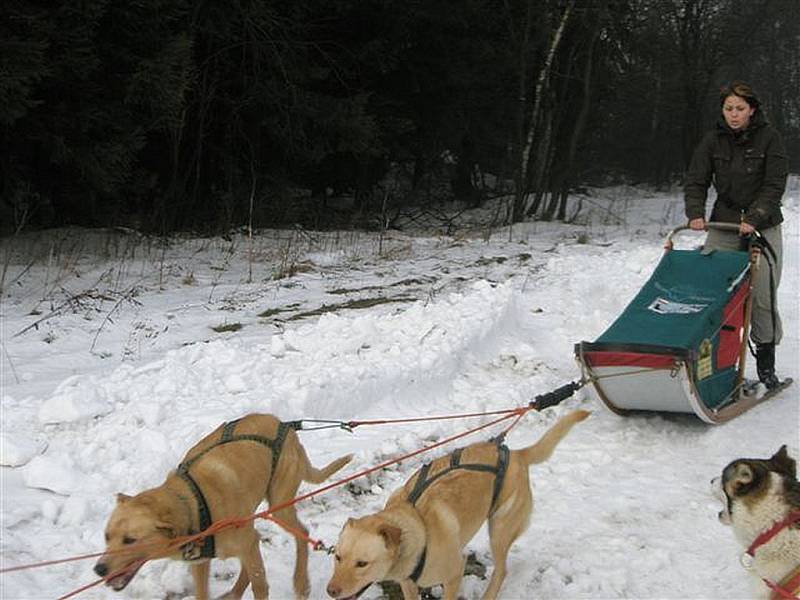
211;322;243;333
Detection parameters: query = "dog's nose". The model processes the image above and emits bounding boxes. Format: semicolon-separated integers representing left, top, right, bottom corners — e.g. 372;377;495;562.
326;583;340;598
94;562;108;577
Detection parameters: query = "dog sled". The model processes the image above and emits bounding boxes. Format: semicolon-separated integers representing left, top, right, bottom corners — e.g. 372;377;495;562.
575;223;790;424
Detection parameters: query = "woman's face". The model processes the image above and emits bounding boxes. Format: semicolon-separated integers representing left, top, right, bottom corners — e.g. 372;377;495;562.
722;94;755;131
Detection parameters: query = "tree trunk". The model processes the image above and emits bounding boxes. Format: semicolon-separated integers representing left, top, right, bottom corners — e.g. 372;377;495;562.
552;6;602;220
517;0;574;222
508;0;533;224
527;110;554;217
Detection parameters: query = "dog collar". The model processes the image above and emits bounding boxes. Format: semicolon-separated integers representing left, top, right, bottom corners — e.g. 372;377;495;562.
740;511;800;600
744;510;800;565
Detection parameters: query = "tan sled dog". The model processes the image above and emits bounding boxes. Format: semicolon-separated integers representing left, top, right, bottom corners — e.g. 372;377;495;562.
327;409;589;600
94;414;352;599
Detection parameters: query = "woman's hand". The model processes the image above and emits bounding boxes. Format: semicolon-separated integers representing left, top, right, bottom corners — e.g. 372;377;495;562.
739;221;756;236
689;218;706;231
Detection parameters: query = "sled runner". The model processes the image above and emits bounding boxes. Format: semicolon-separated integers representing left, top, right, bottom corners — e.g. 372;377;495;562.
575;223;788;424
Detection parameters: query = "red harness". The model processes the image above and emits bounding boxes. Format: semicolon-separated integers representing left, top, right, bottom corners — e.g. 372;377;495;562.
743;511;800;600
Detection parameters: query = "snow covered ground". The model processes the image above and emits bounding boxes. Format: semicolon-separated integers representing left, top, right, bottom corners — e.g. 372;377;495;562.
1;181;798;600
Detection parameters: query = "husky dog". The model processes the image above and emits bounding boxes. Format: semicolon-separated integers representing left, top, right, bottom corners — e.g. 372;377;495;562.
712;445;800;599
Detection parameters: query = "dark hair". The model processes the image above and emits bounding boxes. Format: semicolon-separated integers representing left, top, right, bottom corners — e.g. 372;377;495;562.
720;81;761;109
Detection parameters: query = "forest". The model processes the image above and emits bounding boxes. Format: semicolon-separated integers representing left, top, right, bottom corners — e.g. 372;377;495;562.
2;0;799;234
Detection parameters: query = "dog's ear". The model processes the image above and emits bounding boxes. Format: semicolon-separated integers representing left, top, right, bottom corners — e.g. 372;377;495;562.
769;445;797;479
116;493;132;504
377;524;402;550
730;463;755;496
153;505;178;538
155;521;177;538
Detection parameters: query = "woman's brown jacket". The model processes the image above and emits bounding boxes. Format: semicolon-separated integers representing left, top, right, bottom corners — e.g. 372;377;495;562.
684;111;788;229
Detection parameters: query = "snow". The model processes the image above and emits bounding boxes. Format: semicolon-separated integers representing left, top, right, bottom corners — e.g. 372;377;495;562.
1;181;798;600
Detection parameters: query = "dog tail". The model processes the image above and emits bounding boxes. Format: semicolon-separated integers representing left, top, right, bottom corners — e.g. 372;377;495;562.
519;409;589;466
303;453;354;484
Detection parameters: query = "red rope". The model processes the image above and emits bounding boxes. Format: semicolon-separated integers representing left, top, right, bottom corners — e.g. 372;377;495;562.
56;576;104;600
262;514;330;552
161;407;527;554
347;407;520;428
11;405;533;599
0;538;178;575
260;407;528;520
56;559;146;600
0;551;106;575
497;410;526;438
1;406;529;577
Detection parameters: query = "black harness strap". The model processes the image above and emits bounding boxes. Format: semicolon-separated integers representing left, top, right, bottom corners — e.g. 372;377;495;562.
405;441;510;582
220;418;241;441
176;468;215;560
407;442;510;511
491;445;510;512
180;420;297;474
409;547;427;583
408;463;433;505
176;419;300;560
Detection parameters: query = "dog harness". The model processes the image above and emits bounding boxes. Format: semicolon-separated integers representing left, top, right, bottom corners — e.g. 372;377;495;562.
772;565;800;600
742;510;800;600
176;419;301;560
405;440;510;583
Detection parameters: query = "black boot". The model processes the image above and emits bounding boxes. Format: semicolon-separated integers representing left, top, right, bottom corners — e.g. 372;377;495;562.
756;342;780;390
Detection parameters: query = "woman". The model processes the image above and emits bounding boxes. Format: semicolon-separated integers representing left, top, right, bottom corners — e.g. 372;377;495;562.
684;80;788;390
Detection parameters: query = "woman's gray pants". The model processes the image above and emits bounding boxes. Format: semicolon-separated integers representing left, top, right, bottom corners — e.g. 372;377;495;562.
703;225;783;345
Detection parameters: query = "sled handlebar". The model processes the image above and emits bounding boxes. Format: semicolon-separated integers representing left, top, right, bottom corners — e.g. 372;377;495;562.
664;222;762;250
